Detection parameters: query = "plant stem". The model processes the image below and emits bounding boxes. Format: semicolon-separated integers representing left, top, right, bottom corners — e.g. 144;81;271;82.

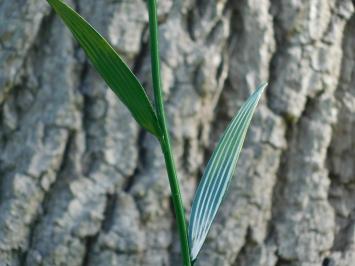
147;0;191;265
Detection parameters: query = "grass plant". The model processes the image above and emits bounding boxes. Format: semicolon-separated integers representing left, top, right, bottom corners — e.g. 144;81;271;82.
46;1;267;264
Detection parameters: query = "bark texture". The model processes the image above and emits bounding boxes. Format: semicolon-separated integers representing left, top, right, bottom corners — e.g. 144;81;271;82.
0;0;354;265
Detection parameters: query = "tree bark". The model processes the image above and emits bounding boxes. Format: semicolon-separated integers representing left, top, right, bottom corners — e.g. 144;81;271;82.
0;0;354;265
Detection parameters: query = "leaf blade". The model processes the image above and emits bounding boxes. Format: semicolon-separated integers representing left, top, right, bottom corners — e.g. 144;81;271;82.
47;0;160;136
188;82;267;261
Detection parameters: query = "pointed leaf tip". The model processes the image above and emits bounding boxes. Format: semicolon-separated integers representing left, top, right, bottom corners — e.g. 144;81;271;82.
188;82;267;261
46;0;161;136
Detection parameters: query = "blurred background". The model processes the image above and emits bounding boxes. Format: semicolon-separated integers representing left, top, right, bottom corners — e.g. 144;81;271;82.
0;0;354;265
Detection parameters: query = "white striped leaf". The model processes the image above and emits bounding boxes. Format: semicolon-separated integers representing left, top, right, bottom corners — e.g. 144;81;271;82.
188;83;267;261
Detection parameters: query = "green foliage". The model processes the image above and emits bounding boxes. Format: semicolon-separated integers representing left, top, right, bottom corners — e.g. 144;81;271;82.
188;83;267;261
46;0;266;265
47;0;161;137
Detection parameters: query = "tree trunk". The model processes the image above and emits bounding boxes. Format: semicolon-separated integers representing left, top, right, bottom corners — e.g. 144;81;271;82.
0;0;354;265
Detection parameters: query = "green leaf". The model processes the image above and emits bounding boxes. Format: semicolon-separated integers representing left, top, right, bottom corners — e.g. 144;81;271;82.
47;0;160;136
188;82;267;261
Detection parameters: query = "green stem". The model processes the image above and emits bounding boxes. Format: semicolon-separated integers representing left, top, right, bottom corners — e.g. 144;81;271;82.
147;0;191;265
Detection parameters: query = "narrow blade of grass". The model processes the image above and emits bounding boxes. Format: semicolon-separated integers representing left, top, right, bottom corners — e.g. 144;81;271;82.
47;0;161;136
188;82;267;261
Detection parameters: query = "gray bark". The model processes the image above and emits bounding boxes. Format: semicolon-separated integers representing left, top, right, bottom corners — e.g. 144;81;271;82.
0;0;354;265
